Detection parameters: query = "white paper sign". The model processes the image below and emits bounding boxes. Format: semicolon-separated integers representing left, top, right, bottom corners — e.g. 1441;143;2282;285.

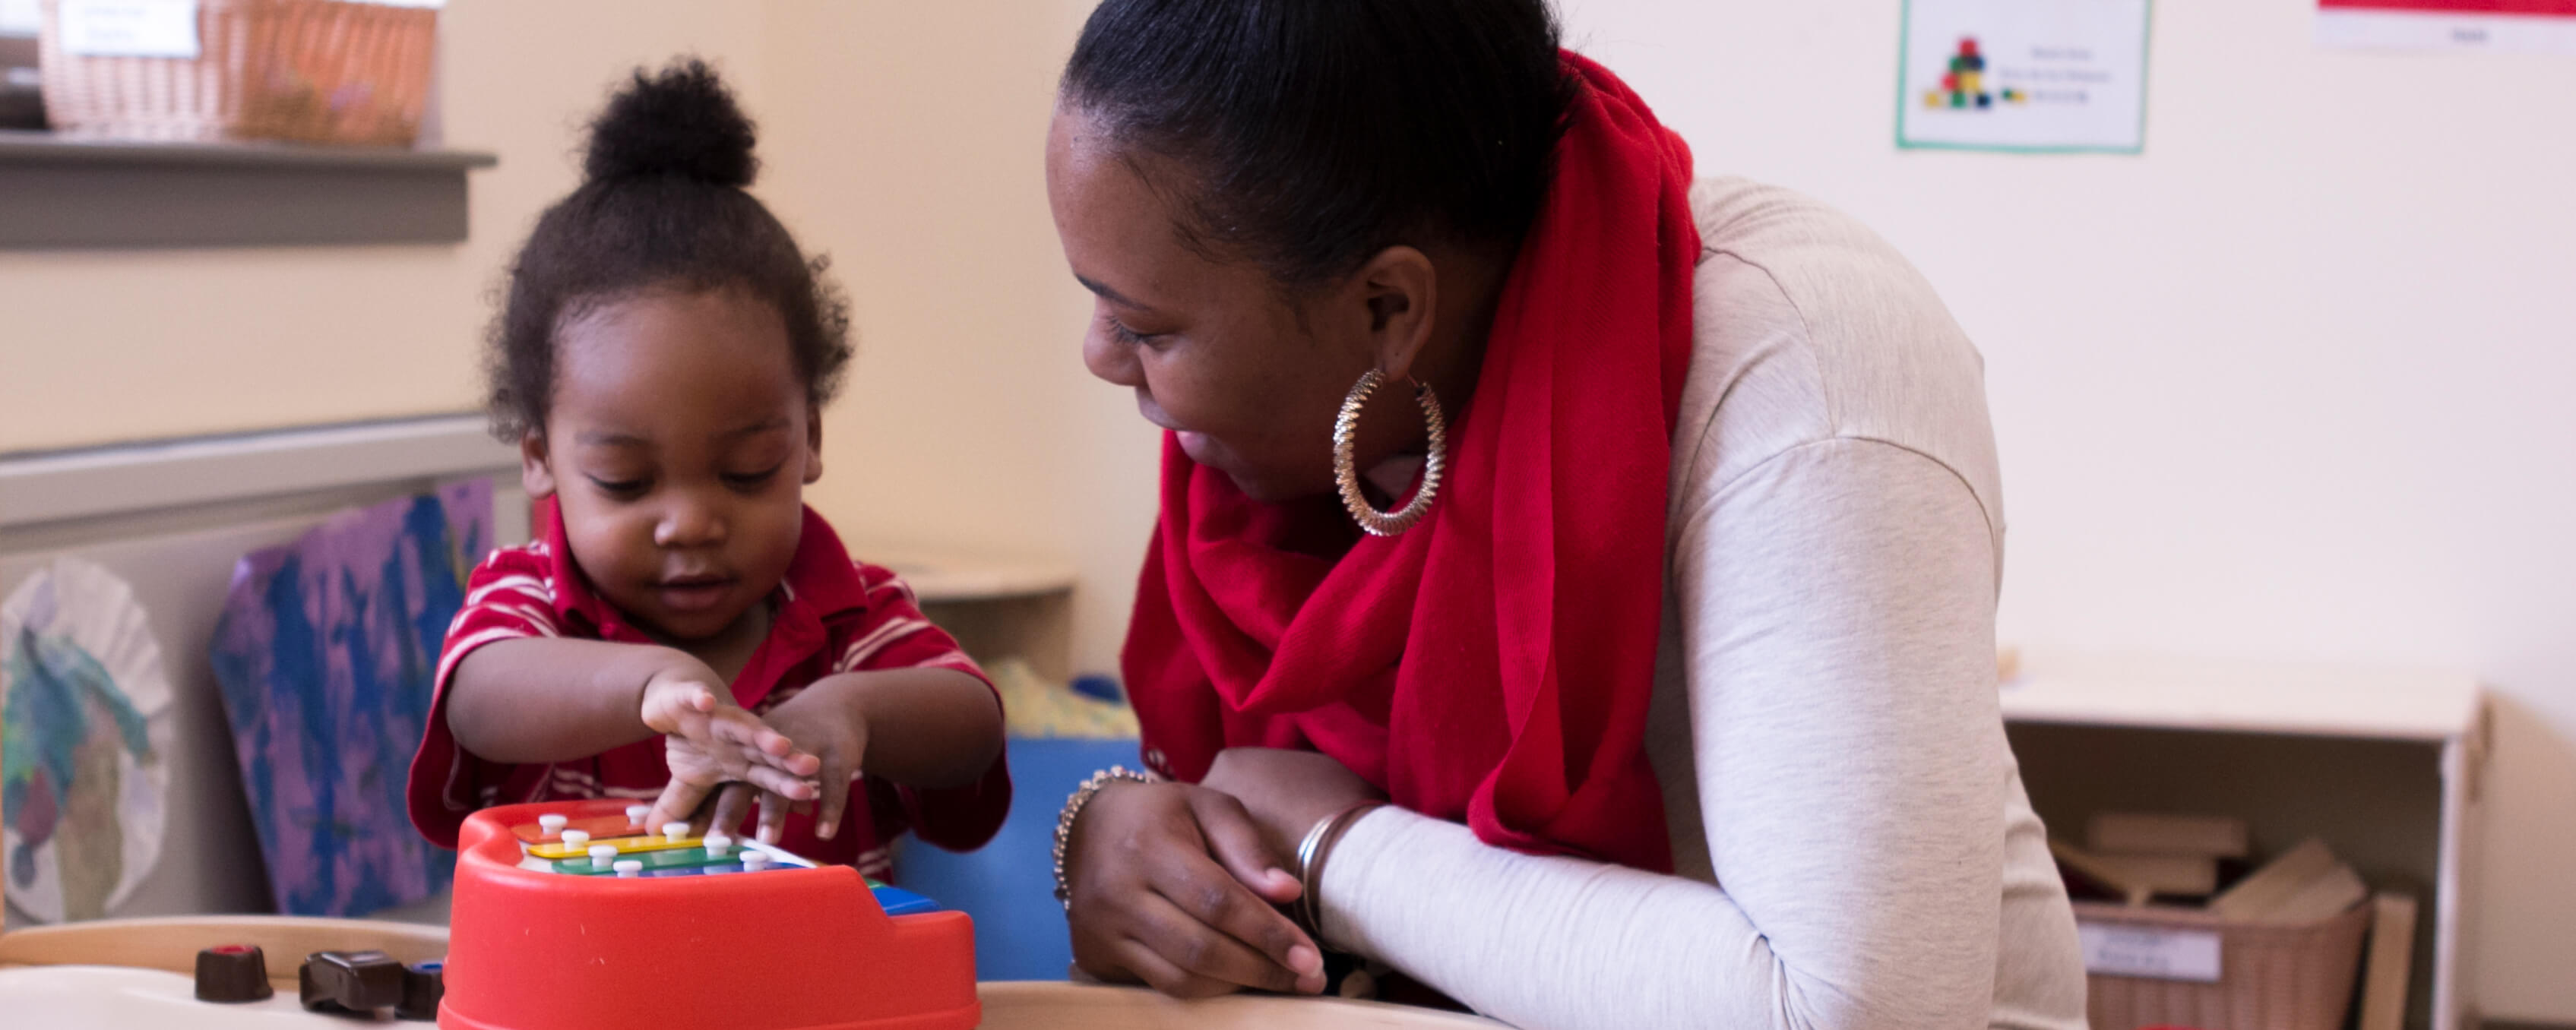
1897;0;2152;153
59;0;200;59
2078;921;2223;982
2316;1;2576;55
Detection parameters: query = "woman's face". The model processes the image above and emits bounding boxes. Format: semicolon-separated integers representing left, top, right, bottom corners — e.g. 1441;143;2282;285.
1044;106;1381;503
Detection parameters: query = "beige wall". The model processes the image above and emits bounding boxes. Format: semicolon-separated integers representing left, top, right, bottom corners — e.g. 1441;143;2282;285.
15;1;2572;1017
0;0;1155;674
758;0;1160;680
0;0;771;454
1556;0;2576;1018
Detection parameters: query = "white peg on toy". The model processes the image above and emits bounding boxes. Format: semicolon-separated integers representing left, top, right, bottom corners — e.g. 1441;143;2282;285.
626;804;650;823
742;851;772;870
704;833;733;856
560;829;590;849
614;859;643;878
662;821;690;843
589;844;618;865
538;814;568;834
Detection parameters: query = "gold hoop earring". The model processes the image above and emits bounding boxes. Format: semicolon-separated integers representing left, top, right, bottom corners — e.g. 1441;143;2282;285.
1331;369;1448;536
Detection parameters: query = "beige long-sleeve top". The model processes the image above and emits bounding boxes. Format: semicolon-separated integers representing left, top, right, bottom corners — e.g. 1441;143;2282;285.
1317;178;2091;1030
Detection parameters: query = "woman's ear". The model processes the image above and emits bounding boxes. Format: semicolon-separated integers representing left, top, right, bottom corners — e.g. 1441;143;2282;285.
802;409;825;485
520;431;558;500
1354;245;1439;381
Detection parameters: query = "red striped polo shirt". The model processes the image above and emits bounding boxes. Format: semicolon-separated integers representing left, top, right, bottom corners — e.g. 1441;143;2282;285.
404;500;1010;877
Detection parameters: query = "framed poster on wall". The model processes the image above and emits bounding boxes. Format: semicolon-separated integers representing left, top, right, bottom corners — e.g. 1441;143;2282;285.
1897;0;2154;154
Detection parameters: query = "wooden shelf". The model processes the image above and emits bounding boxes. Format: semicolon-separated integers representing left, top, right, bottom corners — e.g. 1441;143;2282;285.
859;548;1080;684
0;130;495;248
863;550;1079;605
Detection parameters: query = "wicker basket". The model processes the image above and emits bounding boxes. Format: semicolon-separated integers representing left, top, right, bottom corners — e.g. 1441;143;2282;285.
37;0;435;145
2079;899;2373;1030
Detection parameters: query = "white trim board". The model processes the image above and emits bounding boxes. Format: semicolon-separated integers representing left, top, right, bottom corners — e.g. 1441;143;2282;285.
0;415;516;532
1999;649;2484;741
2317;8;2576;55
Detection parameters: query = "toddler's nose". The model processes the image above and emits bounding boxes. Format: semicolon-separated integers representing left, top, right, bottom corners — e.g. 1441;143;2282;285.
653;495;726;548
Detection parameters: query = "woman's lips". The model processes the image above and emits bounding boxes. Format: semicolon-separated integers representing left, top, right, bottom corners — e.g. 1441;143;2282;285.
1137;393;1221;467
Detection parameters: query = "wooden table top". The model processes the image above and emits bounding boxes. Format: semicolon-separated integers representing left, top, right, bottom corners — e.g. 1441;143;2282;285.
0;915;1503;1028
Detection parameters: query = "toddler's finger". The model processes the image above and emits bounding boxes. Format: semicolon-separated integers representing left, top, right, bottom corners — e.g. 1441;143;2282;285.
757;789;790;844
705;783;755;839
813;763;853;842
707;711;823;776
644;776;713;838
737;763;819;802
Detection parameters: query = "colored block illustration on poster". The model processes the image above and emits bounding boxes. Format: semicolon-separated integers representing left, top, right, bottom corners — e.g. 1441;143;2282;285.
2317;0;2576;54
1;557;174;924
207;479;492;917
1897;0;2154;153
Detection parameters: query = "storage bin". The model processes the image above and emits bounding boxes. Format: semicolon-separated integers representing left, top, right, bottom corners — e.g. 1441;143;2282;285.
2079;899;2372;1030
37;0;435;144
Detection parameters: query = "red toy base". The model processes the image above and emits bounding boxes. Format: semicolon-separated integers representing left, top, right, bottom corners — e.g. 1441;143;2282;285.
441;800;979;1030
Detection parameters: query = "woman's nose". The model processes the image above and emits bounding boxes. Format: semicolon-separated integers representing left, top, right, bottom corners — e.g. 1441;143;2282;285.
1082;321;1144;388
653;493;726;548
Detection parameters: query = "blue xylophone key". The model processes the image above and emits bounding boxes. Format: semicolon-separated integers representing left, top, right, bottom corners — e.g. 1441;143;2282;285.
870;883;941;916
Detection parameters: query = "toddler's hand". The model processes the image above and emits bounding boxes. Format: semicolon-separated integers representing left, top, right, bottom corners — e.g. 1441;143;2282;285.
754;678;872;842
639;659;822;835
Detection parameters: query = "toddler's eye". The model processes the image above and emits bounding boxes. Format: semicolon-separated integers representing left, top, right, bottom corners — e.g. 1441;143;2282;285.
723;464;784;489
587;476;647;498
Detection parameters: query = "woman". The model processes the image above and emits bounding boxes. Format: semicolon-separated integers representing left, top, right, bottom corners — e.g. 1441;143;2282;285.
1043;2;2088;1027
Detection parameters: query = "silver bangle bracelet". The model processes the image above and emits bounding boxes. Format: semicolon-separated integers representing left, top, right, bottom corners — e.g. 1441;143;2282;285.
1294;801;1386;940
1052;765;1159;912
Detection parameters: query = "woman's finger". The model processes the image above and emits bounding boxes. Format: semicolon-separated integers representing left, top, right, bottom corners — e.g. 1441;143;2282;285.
1125;890;1309;995
1188;788;1304;904
1141;838;1323;994
1110;936;1243;1000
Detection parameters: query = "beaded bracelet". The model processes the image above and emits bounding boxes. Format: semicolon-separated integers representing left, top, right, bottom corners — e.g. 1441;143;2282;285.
1051;766;1159;912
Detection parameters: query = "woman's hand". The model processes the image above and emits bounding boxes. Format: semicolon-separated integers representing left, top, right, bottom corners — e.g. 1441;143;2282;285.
1065;779;1328;998
639;656;821;835
1201;747;1386;867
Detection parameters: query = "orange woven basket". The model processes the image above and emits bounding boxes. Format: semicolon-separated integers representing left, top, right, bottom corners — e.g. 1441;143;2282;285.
2079;899;2373;1030
37;0;435;145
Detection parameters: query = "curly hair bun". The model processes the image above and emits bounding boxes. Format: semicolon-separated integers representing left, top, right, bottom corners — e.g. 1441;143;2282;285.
583;58;758;188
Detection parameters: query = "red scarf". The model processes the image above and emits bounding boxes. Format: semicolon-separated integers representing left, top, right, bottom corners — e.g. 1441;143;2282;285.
1122;54;1698;873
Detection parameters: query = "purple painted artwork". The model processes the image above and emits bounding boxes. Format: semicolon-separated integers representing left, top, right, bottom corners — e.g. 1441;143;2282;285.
208;480;493;916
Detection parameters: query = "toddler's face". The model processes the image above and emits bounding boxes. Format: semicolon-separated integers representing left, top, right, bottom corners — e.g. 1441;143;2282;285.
523;287;823;646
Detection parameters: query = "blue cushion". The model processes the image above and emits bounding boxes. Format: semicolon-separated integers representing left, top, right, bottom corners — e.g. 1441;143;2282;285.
894;737;1139;981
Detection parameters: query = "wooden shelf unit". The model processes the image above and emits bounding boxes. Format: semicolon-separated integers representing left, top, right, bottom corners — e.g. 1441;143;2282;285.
2001;651;2489;1030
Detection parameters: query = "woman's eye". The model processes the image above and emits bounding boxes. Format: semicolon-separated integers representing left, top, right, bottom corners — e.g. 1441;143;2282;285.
1105;317;1163;346
588;476;647;497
